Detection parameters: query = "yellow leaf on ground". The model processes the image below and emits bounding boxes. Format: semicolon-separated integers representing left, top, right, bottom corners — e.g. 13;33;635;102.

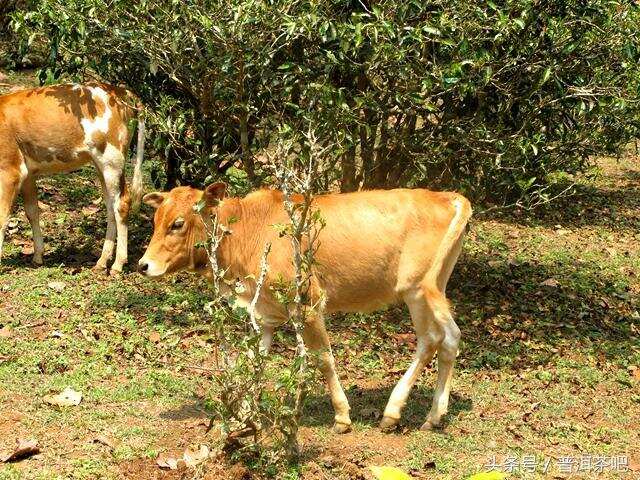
369;465;412;480
467;472;507;480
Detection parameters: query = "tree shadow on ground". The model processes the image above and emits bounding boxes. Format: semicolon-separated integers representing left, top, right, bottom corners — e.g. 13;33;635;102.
485;173;640;232
446;249;636;370
302;385;472;431
160;402;209;421
157;386;472;434
319;240;635;372
2;182;153;270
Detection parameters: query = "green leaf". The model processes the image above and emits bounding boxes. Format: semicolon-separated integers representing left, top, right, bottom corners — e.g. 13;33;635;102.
540;66;552;85
423;25;441;36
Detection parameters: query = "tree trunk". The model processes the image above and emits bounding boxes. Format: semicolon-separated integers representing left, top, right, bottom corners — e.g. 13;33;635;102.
340;145;357;192
366;113;390;188
165;148;179;189
239;111;256;183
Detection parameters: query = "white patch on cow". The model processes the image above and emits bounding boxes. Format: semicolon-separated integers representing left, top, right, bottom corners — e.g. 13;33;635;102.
80;86;113;156
19;161;29;183
101;143;126;170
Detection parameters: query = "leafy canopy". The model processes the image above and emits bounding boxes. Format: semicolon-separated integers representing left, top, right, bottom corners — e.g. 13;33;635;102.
13;0;640;205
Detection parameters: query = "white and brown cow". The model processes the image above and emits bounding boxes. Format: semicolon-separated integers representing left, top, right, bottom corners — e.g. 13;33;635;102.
139;184;472;432
0;83;144;272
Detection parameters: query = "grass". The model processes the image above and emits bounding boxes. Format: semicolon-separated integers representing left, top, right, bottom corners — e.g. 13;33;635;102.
1;74;639;479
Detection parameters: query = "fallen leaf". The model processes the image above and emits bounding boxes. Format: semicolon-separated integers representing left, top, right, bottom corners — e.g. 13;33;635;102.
157;453;181;470
369;466;412;480
540;278;559;288
522;401;541;422
183;444;209;468
187;418;210;429
467;473;507;480
0;439;40;463
393;333;415;346
47;281;66;293
81;205;100;216
92;435;117;450
148;331;161;343
43;387;82;407
0;326;13;338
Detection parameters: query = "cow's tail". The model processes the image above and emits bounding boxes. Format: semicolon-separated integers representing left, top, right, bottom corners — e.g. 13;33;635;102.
130;112;145;213
424;193;472;294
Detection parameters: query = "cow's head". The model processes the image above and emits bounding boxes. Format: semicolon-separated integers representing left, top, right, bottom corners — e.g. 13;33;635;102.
138;182;226;277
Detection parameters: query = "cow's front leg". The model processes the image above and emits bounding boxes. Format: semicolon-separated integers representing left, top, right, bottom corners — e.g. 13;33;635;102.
302;316;352;433
20;176;44;264
260;325;274;353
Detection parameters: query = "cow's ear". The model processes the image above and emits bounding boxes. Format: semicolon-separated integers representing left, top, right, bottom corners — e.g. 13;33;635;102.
204;182;227;207
143;192;166;209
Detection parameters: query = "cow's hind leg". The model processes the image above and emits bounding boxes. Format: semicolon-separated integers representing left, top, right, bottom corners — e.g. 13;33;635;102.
303;315;352;433
0;166;24;265
382;197;468;431
380;287;443;431
423;306;460;430
111;170;130;273
94;147;129;273
93;169;116;272
420;288;460;430
422;234;464;430
21;175;44;264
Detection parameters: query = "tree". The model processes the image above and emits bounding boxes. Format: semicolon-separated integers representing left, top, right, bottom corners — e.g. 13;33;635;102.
13;0;640;205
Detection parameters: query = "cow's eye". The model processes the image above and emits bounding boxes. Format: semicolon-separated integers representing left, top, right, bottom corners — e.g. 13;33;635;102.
171;218;185;230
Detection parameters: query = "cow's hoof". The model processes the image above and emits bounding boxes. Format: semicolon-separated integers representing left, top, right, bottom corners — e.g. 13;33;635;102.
32;256;43;266
333;422;352;434
379;416;399;432
419;419;439;431
109;269;123;277
92;264;108;274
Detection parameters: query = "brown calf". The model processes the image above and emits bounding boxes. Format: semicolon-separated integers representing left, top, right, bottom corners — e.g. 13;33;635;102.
139;184;472;432
0;83;144;272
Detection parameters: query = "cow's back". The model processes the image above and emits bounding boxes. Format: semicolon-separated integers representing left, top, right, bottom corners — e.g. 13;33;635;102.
0;83;135;176
227;188;469;315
